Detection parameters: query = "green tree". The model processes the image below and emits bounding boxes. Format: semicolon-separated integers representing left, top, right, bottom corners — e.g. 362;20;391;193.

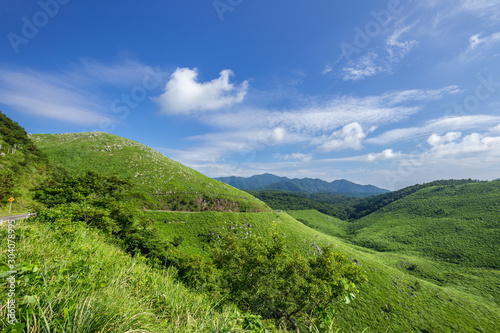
0;170;15;202
211;233;366;332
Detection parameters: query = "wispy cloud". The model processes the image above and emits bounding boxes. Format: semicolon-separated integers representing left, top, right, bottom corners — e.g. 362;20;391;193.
154;68;248;115
367;115;500;145
0;68;105;125
273;153;313;163
0;59;169;126
342;53;384;81
386;23;419;63
319;148;403;163
340;22;418;81
459;31;500;62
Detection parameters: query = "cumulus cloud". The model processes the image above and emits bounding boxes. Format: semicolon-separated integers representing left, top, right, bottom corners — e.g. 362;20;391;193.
429;132;500;157
427;132;462;147
155;68;248;114
319;122;367;152
366;149;399;162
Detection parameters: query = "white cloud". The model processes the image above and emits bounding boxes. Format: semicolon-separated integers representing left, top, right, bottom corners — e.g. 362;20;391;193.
491;123;500;133
381;86;460;105
154;68;248;114
273;153;313;163
319;122;366;152
322;65;333;75
460;31;500;61
317;149;403;163
342;53;384;81
368;115;500;145
386;24;419;63
0;69;105;125
77;59;159;87
428;132;500;157
427;132;462;147
366;149;399;162
459;0;500;17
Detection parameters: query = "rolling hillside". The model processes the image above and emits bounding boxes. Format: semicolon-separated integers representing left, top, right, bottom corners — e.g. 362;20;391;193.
32;132;270;213
144;209;500;332
350;181;500;269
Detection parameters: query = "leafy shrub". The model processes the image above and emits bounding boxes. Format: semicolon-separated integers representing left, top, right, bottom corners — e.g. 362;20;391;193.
211;232;367;331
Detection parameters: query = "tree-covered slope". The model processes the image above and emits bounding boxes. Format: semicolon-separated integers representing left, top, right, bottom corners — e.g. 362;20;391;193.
32;132;270;212
259;178;389;194
0;111;58;214
216;174;389;194
350;181;500;269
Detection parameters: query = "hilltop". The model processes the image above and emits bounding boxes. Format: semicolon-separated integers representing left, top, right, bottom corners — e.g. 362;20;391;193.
32;132;270;213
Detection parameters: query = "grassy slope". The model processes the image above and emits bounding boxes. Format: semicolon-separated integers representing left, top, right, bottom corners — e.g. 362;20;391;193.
0;220;274;332
32;132;270;212
287;209;350;239
145;210;500;333
351;181;500;269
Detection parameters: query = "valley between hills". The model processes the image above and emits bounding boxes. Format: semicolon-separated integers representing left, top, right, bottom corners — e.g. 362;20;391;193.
1;112;499;332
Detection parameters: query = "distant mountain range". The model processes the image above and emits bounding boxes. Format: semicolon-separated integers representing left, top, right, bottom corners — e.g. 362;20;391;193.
214;173;390;195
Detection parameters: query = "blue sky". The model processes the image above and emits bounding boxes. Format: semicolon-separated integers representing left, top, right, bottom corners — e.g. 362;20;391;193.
1;0;500;190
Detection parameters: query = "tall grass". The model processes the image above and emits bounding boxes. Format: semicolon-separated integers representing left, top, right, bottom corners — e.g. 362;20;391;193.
0;221;279;332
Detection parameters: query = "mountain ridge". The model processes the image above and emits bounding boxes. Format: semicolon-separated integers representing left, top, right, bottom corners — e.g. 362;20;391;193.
215;173;389;195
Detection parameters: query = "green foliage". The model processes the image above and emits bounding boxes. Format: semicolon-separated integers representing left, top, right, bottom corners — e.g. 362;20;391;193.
0;221;267;332
212;232;366;331
247;190;357;220
0;111;60;214
33;171;135;208
0;170;14;202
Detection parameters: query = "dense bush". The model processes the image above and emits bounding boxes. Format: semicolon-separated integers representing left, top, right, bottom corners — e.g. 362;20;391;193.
212;232;367;331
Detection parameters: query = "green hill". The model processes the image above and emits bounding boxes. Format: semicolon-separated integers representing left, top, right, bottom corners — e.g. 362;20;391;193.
32;132;270;213
350;181;500;269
